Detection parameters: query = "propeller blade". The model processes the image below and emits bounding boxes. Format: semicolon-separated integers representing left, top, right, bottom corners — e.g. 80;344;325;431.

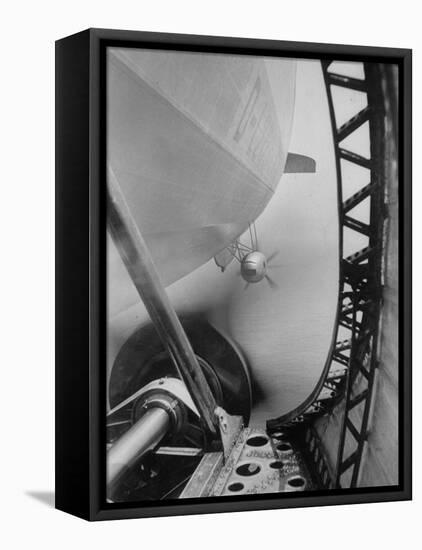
267;250;279;263
265;275;279;290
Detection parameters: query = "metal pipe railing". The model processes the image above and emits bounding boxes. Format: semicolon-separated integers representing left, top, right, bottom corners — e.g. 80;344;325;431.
107;407;170;488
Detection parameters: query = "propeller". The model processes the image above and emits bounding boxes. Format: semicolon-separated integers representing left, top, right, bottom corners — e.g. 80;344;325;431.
234;223;282;291
265;274;279;290
239;249;282;291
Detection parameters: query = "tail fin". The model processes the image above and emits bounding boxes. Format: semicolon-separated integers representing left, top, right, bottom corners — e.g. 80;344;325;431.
285;153;316;173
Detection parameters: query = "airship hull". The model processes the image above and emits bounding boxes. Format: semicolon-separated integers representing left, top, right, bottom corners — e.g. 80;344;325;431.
107;48;296;314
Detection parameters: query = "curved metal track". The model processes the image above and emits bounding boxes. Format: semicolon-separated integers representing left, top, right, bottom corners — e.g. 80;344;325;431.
267;59;394;474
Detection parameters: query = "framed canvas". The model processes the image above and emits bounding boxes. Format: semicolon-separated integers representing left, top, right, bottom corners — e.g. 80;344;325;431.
55;28;412;521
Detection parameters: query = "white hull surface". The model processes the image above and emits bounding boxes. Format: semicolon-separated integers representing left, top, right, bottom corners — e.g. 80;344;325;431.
107;48;296;317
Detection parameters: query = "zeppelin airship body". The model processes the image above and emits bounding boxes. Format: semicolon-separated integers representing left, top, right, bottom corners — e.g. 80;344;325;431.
107;48;299;308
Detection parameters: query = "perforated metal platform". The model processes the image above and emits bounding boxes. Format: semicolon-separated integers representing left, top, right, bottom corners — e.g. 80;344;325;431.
180;428;312;498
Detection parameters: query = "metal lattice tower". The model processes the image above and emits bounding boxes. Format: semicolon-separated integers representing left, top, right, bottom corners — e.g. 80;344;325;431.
267;61;397;489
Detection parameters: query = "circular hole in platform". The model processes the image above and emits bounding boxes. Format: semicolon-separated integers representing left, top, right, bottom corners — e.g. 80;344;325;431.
269;460;284;469
246;435;268;447
236;463;261;477
277;442;292;452
288;476;305;488
228;482;244;493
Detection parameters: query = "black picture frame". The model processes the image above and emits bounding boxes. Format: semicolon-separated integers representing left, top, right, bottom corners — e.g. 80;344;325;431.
55;28;412;521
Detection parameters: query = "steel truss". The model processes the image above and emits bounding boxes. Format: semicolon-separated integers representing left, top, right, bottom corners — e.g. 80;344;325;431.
267;61;395;489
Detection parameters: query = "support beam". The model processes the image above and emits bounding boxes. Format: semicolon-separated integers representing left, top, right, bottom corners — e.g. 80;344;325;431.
327;72;367;92
332;351;349;367
348;389;369;410
337;106;371;142
340;148;372;169
346;417;361;442
346;245;374;264
343;181;377;213
107;168;218;434
343;215;371;236
339;450;358;475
